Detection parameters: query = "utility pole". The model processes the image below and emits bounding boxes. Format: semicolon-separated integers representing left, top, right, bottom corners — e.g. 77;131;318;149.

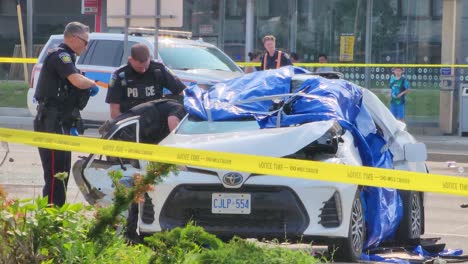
123;0;130;59
364;0;373;89
27;0;33;58
154;0;160;59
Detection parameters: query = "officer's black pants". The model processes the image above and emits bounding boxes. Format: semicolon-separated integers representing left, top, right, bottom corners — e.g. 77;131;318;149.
34;108;71;206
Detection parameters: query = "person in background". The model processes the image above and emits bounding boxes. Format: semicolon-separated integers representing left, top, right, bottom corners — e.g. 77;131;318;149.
244;51;261;73
316;54;334;72
259;35;293;70
388;66;410;122
33;21;99;206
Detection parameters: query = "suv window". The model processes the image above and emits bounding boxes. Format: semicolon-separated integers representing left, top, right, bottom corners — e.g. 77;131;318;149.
78;40;123;67
159;45;240;72
38;38;63;63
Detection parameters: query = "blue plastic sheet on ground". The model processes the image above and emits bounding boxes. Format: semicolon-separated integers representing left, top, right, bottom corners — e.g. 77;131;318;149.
360;246;463;263
414;245;463;257
184;66;401;248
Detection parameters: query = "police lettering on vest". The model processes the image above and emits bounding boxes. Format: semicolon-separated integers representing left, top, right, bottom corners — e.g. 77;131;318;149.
106;60;185;114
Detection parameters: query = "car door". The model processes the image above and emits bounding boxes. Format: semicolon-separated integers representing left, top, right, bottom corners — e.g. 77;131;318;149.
73;115;144;206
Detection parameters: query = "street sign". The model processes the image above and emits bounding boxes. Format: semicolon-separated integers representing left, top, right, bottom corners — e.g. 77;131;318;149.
339;33;355;62
441;67;452;76
82;0;98;15
107;0;183;28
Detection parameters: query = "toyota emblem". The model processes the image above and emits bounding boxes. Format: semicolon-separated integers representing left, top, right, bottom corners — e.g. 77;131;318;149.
222;172;243;186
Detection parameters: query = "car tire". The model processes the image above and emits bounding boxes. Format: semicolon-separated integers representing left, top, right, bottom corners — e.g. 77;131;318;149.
329;190;365;262
125;203;142;243
396;191;423;242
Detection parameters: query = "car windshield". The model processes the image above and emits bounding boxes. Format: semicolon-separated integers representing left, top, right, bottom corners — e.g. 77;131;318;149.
159;44;240;72
177;118;260;135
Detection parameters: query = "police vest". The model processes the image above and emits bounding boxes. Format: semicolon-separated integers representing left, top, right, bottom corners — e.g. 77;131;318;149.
34;47;77;104
118;62;164;112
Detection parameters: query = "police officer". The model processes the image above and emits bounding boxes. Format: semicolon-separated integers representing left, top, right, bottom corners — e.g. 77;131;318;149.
106;43;185;119
34;22;99;206
259;35;293;70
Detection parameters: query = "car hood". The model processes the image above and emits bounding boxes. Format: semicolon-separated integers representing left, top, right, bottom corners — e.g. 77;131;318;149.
160;120;336;157
173;69;243;85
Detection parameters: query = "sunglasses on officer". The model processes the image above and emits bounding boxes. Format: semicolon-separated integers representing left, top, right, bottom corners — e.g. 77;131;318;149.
74;35;88;46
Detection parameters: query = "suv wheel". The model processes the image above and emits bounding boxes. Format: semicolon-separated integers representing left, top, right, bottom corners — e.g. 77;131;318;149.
329;190;365;262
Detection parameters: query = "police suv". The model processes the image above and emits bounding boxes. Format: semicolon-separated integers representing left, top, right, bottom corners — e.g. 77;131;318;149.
27;30;243;122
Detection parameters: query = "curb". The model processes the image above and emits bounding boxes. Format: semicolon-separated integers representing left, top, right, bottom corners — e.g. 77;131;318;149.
0;107;31;117
427;152;468;163
0;116;34;130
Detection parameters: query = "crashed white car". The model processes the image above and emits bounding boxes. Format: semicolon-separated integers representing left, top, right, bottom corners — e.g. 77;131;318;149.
73;68;427;261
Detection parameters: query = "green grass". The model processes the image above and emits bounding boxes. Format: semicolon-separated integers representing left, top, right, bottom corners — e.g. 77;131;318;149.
371;89;439;118
0;81;28;107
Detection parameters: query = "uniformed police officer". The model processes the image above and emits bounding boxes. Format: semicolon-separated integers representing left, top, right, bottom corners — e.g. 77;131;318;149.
106;43;185;119
33;21;99;206
259;35;293;70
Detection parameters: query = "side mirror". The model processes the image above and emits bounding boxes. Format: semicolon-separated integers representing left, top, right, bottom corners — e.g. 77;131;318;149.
404;142;427;162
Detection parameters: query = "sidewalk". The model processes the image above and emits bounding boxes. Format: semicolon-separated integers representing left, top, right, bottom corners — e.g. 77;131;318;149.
0;107;467;162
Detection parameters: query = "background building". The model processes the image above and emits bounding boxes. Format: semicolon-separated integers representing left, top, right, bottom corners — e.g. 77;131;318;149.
0;0;448;65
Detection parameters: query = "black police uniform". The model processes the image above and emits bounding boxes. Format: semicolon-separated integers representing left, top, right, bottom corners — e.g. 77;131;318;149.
260;50;293;70
106;60;185;115
33;43;87;206
110;99;187;243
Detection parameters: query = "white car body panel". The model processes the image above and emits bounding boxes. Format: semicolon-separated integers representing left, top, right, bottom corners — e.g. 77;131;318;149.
164;120;336;156
139;129;362;236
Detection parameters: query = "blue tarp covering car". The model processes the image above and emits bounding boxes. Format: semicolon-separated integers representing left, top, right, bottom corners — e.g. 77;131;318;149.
184;66;402;249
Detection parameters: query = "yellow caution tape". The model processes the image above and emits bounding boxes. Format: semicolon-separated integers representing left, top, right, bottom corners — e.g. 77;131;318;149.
0;57;38;64
0;56;467;69
1;127;468;196
236;62;468;68
0;56;466;68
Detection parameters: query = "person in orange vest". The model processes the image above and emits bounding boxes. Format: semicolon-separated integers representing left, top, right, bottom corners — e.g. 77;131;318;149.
259;35;292;70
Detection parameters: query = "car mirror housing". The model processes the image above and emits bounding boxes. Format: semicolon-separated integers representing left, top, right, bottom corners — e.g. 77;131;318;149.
403;142;427;162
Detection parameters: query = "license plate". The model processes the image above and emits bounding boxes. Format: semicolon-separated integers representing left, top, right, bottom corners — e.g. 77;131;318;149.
211;193;251;214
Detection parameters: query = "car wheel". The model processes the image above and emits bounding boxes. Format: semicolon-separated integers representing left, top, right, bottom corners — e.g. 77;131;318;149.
329;190;365;262
396;191;423;242
125;203;142;243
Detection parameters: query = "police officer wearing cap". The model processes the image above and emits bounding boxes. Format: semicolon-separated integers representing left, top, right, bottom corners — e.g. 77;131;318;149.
106;43;185;120
259;35;293;70
34;22;99;206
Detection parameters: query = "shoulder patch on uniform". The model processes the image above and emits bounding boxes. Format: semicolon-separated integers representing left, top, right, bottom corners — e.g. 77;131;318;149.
165;66;176;76
116;64;127;71
59;52;72;64
109;73;117;87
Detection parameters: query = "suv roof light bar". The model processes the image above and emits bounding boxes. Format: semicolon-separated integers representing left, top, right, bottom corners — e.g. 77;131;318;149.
128;27;192;39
